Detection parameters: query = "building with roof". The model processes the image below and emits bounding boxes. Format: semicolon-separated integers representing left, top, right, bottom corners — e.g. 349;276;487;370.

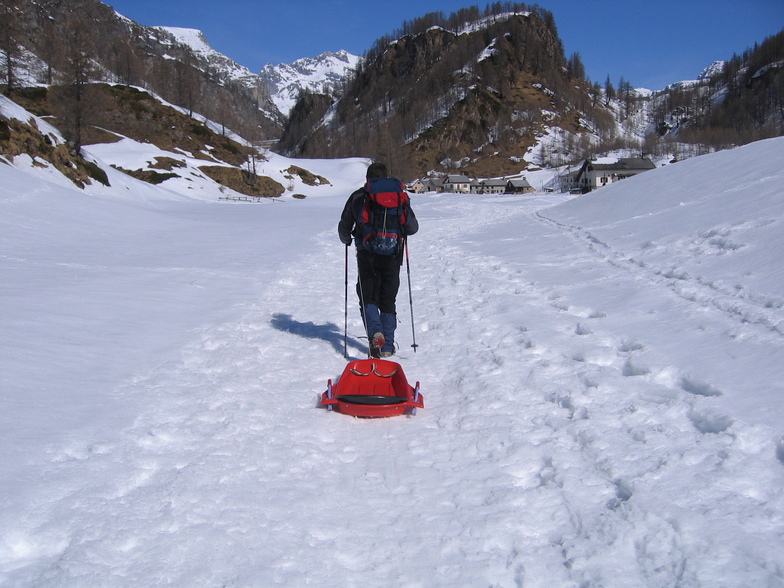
478;179;508;194
505;178;535;194
571;158;656;193
409;179;426;193
443;174;472;193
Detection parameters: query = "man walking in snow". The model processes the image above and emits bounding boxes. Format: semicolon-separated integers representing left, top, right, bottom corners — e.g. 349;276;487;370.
338;161;418;358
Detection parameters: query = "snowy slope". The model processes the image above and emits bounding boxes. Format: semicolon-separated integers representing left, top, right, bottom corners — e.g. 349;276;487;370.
2;123;784;586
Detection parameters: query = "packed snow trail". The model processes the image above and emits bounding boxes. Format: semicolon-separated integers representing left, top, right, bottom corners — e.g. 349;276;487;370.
2;139;784;586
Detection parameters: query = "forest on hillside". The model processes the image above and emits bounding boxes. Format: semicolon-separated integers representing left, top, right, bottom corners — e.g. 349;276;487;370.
669;29;784;149
0;0;280;149
281;0;783;176
280;3;594;177
1;0;782;175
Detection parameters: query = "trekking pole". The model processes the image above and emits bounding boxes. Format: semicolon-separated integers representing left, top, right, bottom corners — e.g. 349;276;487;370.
344;243;349;359
405;239;418;352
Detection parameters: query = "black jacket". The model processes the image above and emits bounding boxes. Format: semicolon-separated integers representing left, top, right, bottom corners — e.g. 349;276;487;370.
338;186;419;248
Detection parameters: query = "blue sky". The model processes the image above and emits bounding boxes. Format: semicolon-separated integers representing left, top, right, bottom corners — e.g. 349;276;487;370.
106;0;784;90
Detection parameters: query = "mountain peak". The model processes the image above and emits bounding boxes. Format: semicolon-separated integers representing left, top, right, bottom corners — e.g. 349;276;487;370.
259;51;361;117
154;26;213;56
698;60;726;80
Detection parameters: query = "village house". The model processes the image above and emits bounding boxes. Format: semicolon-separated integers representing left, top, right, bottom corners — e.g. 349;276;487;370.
409;178;444;193
422;177;444;192
409;175;535;195
408;179;426;193
566;157;656;193
442;174;472;193
478;178;508;194
505;178;535;194
560;167;581;194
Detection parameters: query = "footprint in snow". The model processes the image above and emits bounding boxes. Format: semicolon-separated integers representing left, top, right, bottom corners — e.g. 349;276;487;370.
575;322;593;336
622;358;650;377
618;340;644;353
679;376;722;397
688;409;733;434
606;479;633;511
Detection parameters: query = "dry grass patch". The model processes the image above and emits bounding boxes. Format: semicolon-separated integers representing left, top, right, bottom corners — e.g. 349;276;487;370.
199;166;285;197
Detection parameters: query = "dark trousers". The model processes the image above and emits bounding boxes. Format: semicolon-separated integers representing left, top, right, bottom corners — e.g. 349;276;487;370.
355;249;401;314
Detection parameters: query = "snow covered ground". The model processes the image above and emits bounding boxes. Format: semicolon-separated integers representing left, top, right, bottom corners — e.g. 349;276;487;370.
2;106;784;586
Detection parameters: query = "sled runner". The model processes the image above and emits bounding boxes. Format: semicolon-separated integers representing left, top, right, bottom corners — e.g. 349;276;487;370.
320;359;423;418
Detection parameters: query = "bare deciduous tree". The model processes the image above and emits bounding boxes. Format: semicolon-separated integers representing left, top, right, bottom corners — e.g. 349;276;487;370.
0;0;22;95
55;13;98;152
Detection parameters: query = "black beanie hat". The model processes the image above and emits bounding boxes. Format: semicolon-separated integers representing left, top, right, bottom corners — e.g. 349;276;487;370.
366;162;388;179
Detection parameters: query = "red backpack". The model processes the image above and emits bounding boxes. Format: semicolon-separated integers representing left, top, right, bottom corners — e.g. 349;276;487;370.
360;177;410;256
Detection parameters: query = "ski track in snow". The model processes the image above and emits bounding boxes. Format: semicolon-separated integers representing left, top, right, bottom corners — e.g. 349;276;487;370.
5;193;784;586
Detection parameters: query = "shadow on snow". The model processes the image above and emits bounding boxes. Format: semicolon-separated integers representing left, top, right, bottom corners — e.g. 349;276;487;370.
270;313;366;356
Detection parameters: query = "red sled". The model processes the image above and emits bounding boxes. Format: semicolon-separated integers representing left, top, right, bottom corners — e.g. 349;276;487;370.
320;359;423;418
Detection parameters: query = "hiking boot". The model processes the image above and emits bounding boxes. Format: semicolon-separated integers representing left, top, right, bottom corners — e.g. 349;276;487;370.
371;332;385;349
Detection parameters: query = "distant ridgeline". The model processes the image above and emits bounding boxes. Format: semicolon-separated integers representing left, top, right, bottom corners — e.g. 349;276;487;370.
1;0;782;181
279;4;784;179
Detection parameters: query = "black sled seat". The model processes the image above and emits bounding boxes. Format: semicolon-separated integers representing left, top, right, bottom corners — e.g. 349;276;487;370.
336;394;408;405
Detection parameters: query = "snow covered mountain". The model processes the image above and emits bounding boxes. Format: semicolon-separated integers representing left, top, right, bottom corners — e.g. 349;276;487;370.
8;0;285;138
151;26;361;118
259;50;361;117
10;0;781;181
662;60;727;91
153;26;260;87
3;90;784;585
150;25;279;120
139;26;360;119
